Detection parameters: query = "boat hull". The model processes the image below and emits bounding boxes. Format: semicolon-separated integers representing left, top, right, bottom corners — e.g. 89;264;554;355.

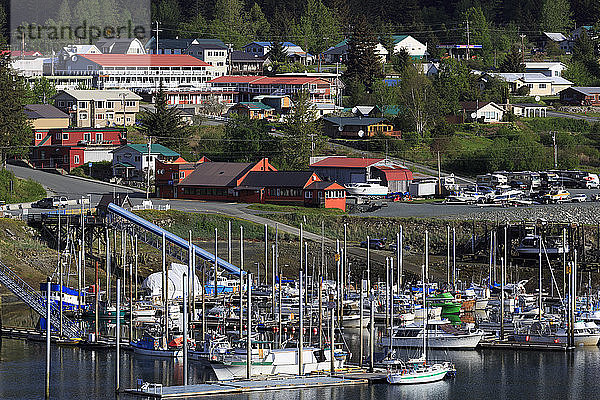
132;346;183;358
382;332;483;349
387;365;450;384
210;359;345;381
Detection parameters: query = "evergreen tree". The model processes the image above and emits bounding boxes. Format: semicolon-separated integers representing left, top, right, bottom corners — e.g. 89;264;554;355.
295;0;341;55
25;78;58;104
224;115;278;162
281;90;324;169
0;53;33;165
267;41;288;63
499;47;524;72
138;81;191;152
210;0;248;49
573;31;595;63
344;16;383;92
391;48;411;74
541;0;572;33
248;3;271;41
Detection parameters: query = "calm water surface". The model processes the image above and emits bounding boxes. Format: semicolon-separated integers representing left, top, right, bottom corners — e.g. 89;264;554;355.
1;337;600;400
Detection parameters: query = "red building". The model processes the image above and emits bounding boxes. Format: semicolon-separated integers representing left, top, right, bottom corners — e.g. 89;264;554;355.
171;158;346;210
155;157;209;198
31;127;126;171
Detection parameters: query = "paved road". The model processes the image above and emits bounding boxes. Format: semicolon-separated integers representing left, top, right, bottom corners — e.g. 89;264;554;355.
547;110;600;122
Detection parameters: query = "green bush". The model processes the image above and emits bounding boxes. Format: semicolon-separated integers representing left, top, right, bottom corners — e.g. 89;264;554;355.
0;169;46;204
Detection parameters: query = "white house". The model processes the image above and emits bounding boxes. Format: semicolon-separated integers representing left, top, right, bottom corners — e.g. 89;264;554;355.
524;62;567;77
459;101;504;123
185;39;228;77
541;32;572;52
483;72;573;96
112;143;182;182
392;35;427;59
322;40;388;63
243;42;314;64
95;38;146;54
12;57;47;77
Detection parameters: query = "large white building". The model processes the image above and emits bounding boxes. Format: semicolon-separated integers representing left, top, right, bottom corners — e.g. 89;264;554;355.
392;35;428;59
56;54;215;91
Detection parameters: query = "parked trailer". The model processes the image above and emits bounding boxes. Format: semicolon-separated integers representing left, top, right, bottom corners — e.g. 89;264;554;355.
409;180;437;198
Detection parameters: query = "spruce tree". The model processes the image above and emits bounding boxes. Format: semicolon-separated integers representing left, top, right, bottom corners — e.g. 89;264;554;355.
138;81;191;152
344;16;383;92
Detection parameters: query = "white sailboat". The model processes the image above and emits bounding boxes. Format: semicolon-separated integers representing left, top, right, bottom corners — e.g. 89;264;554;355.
387;231;456;385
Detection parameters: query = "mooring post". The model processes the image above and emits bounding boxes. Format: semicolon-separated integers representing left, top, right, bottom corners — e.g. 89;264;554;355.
359;278;364;368
116;278;120;393
45;278;51;400
246;272;252;379
183;273;188;386
299;270;304;376
369;289;375;373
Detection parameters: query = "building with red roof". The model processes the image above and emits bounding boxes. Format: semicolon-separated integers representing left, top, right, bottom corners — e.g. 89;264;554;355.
56;54;216;91
310;156;413;193
209;75;332;103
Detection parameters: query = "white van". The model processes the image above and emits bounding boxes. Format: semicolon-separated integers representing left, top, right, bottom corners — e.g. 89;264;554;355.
584;173;599;189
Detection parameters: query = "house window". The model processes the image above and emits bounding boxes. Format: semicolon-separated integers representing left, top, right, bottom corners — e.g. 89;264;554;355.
62;133;69;140
95;132;103;142
36;132;43;140
74;155;80;164
106;101;114;108
179;171;185;179
125;101;136;107
79;112;88;120
95;101;104;108
84;132;91;142
58;101;65;107
96;114;104;120
106;112;114;120
539;84;547;89
305;191;313;198
78;101;87;109
135;156;140;161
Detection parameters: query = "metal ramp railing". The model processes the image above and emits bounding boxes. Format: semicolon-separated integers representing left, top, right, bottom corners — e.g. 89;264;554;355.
0;259;82;338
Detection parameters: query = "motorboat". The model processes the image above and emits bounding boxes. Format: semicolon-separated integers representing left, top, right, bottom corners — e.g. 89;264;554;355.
131;336;183;358
516;235;569;258
345;180;388;197
381;320;484;349
512;320;600;346
210;346;347;380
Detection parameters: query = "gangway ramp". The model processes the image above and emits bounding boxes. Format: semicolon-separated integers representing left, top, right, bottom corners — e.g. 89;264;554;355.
0;259;82;338
107;203;243;276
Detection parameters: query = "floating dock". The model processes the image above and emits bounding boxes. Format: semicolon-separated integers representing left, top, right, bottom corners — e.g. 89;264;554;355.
124;375;369;398
479;340;569;351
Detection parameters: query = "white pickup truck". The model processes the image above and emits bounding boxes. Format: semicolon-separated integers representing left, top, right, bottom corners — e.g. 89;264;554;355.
34;196;69;208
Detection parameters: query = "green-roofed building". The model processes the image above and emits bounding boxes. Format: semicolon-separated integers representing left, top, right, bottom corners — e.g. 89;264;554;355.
112;143;182;182
229;101;275;120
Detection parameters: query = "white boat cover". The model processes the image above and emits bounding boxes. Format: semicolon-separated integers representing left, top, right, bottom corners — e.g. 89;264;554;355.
141;263;203;299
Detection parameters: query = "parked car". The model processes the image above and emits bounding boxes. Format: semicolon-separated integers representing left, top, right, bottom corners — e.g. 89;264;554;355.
541;189;570;204
33;196;69;208
360;238;386;250
571;194;588;203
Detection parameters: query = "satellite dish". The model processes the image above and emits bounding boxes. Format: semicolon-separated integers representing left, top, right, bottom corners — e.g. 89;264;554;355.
338;125;343;131
535;95;541;102
71;105;77;111
358;129;365;138
470;112;477;119
71;55;78;62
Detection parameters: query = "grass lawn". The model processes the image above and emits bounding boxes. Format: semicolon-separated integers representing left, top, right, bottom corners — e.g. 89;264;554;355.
0;169;46;204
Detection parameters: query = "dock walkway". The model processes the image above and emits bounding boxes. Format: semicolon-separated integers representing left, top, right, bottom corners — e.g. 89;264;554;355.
124;375;368;398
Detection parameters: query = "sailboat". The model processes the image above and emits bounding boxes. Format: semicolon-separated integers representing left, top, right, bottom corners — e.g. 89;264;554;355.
387;231;456;385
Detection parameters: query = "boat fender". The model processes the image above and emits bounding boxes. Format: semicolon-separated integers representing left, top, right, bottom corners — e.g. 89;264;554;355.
526;335;530;342
554;339;559;344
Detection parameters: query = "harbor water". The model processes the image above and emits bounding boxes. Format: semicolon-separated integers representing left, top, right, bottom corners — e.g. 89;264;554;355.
2;335;600;400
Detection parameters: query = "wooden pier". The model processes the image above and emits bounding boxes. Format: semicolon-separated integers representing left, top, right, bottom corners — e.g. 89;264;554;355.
124;375;369;398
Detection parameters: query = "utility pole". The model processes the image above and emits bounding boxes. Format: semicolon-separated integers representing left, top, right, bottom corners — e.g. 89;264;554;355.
155;21;161;54
146;137;152;200
520;34;526;63
437;151;442;195
466;19;470;59
552;131;558;168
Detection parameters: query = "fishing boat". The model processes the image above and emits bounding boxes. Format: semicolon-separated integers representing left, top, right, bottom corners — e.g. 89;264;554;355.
189;334;232;364
344;180;388;197
39;283;88;311
210;346;347;380
131;336;183;358
429;293;462;315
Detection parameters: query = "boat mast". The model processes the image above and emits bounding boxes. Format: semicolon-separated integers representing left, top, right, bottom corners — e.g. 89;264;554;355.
423;230;428;362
